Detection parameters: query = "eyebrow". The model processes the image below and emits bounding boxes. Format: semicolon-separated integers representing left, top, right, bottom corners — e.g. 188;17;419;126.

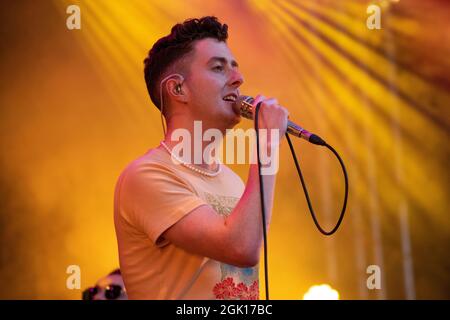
207;56;239;68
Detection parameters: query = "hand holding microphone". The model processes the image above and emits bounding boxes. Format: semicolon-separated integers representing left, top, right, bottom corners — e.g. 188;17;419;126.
238;95;290;145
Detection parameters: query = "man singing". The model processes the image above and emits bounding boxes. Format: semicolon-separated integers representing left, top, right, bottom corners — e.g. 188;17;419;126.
114;16;289;299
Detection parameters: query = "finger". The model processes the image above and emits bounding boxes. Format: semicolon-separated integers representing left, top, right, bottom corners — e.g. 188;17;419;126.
262;98;278;106
253;94;266;107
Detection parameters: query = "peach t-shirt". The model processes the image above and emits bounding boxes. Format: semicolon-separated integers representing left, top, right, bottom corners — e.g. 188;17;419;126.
114;146;259;299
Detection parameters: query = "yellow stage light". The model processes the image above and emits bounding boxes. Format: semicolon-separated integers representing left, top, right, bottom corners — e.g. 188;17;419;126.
303;284;340;300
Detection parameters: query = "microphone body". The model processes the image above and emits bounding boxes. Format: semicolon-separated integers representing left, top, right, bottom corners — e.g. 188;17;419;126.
235;95;326;146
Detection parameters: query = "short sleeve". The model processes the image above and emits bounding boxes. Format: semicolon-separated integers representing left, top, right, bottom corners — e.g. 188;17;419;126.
117;161;206;247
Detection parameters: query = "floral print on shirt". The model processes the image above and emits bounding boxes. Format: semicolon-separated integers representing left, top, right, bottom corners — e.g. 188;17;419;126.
203;192;260;300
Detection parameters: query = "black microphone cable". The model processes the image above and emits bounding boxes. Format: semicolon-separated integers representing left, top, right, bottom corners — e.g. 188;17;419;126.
285;134;348;235
254;102;349;300
254;102;270;300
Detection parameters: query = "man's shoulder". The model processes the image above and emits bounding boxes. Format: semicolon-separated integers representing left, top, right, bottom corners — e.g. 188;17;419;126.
118;147;176;182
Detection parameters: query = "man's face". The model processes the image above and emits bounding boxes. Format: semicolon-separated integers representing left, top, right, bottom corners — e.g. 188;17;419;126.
184;38;244;129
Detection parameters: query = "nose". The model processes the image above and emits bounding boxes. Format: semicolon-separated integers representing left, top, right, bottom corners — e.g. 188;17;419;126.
229;69;244;88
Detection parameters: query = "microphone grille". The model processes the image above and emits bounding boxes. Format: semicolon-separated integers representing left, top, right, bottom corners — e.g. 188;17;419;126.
235;95;254;120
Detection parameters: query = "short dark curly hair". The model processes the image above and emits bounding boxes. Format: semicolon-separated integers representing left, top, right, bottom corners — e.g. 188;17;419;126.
144;16;228;110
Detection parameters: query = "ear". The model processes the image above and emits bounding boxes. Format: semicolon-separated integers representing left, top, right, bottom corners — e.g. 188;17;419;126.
166;78;188;104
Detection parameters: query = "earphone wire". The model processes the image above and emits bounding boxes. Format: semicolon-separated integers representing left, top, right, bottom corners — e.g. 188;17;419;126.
159;73;184;138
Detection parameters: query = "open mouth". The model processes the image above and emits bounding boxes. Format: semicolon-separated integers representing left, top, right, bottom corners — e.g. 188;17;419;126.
222;93;237;103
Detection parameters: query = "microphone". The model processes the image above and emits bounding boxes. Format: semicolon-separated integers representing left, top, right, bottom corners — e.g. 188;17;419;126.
235;95;326;146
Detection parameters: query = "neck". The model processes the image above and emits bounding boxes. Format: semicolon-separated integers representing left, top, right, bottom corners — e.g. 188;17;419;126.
163;115;224;171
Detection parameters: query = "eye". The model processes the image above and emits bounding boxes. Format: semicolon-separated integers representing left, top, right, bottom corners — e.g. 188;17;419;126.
212;65;224;72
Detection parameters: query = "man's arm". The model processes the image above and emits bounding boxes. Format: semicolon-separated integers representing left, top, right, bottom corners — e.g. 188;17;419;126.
162;95;288;267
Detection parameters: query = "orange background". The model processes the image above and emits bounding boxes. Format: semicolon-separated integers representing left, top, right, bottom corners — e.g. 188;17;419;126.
0;0;448;299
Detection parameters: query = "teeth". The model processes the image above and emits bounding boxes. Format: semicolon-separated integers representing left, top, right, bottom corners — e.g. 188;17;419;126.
223;95;236;102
